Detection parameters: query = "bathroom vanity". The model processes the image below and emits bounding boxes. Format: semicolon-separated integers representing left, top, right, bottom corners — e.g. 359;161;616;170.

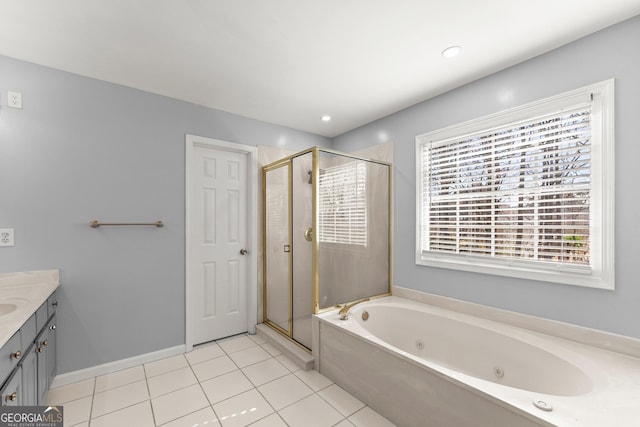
0;270;59;406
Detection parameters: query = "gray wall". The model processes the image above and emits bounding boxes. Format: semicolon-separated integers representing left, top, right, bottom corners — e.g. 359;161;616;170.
334;15;640;339
0;55;331;373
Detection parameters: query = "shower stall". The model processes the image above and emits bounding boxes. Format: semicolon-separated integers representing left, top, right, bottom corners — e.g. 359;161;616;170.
263;147;392;350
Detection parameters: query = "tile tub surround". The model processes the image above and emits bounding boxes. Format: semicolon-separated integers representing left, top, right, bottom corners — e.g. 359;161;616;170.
0;269;60;347
46;334;395;427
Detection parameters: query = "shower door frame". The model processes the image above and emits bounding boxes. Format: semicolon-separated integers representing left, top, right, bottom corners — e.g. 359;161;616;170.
262;157;294;338
262;146;394;349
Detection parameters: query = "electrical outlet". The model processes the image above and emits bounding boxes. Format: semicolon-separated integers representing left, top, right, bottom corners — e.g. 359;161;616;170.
0;229;15;247
7;91;22;109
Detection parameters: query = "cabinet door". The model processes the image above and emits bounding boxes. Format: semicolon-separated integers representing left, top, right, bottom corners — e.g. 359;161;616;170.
46;315;57;388
0;331;21;386
47;290;58;315
1;367;22;406
21;345;38;406
36;328;48;405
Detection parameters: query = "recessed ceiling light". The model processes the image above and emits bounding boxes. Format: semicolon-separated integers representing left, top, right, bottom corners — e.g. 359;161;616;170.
441;46;462;58
321;115;331;122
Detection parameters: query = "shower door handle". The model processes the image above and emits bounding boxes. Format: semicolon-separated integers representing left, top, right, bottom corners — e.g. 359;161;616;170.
240;248;248;255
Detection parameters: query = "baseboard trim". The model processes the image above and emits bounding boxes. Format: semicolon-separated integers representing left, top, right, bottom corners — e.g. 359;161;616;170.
50;344;186;388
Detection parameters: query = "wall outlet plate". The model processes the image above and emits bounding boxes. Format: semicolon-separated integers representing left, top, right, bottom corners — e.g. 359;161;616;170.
0;229;15;246
7;91;22;109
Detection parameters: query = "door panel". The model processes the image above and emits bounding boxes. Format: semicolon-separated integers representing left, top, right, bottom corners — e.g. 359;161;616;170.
190;145;249;344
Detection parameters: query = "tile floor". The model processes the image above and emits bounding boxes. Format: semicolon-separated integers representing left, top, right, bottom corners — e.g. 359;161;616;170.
46;333;396;427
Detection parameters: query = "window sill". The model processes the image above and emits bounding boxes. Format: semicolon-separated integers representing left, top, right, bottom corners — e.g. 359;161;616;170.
416;253;614;290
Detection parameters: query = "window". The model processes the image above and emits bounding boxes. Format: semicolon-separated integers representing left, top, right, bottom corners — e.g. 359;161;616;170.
415;80;614;289
318;161;367;246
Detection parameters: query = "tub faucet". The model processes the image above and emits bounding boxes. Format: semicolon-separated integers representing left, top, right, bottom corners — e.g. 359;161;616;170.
338;298;370;320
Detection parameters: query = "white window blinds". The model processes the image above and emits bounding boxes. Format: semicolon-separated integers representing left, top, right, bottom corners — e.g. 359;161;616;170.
318;161;367;246
416;80;615;289
421;104;592;267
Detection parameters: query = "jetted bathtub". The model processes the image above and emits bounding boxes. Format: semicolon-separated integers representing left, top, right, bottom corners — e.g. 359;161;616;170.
316;296;640;426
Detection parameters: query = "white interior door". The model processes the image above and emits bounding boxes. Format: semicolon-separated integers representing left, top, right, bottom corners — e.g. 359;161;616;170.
186;135;257;347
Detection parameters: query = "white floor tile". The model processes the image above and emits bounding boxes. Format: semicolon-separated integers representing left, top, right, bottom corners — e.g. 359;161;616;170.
294;369;333;391
260;342;281;356
147;366;198;397
46;378;95;405
95;365;146;393
218;335;257;354
91;379;149;418
191;354;238;382
201;370;254;404
228;346;272;368
248;413;287;427
274;354;300;372
90;400;154;427
241;358;289;387
248;334;267;345
318;384;365;417
52;338;383;427
334;420;355;427
186;342;225;365
257;373;313;411
158;407;219;427
60;395;92;426
348;407;396;427
151;383;210;425
212;389;274;427
278;394;344;427
144;354;189;378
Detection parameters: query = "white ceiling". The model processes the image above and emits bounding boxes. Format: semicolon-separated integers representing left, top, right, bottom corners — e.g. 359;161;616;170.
1;1;639;137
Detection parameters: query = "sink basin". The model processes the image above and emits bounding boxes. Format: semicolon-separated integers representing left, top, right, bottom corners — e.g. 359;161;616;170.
0;303;18;316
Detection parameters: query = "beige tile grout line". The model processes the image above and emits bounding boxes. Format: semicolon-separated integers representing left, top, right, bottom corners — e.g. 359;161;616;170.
143;363;157;427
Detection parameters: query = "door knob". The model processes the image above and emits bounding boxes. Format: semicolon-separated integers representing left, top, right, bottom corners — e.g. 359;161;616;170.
240;248;248;255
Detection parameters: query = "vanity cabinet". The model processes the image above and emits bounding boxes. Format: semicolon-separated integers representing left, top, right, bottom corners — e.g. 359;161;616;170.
0;332;21;386
21;342;37;405
0;289;58;406
19;313;37;406
0;367;21;406
36;314;57;405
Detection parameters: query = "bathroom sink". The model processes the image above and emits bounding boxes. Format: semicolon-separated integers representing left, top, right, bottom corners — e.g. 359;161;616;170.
0;303;18;316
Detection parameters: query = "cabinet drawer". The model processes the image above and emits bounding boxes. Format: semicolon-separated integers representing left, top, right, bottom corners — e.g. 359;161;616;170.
35;302;48;332
0;331;21;387
47;290;58;316
21;314;37;352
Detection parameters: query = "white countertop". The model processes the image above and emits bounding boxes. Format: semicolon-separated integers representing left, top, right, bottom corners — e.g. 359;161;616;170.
0;270;60;348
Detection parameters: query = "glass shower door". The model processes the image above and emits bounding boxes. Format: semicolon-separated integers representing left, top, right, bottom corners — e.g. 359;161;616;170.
263;163;291;335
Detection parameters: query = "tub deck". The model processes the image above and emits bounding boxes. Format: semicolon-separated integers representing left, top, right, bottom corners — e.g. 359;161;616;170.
316;296;640;427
